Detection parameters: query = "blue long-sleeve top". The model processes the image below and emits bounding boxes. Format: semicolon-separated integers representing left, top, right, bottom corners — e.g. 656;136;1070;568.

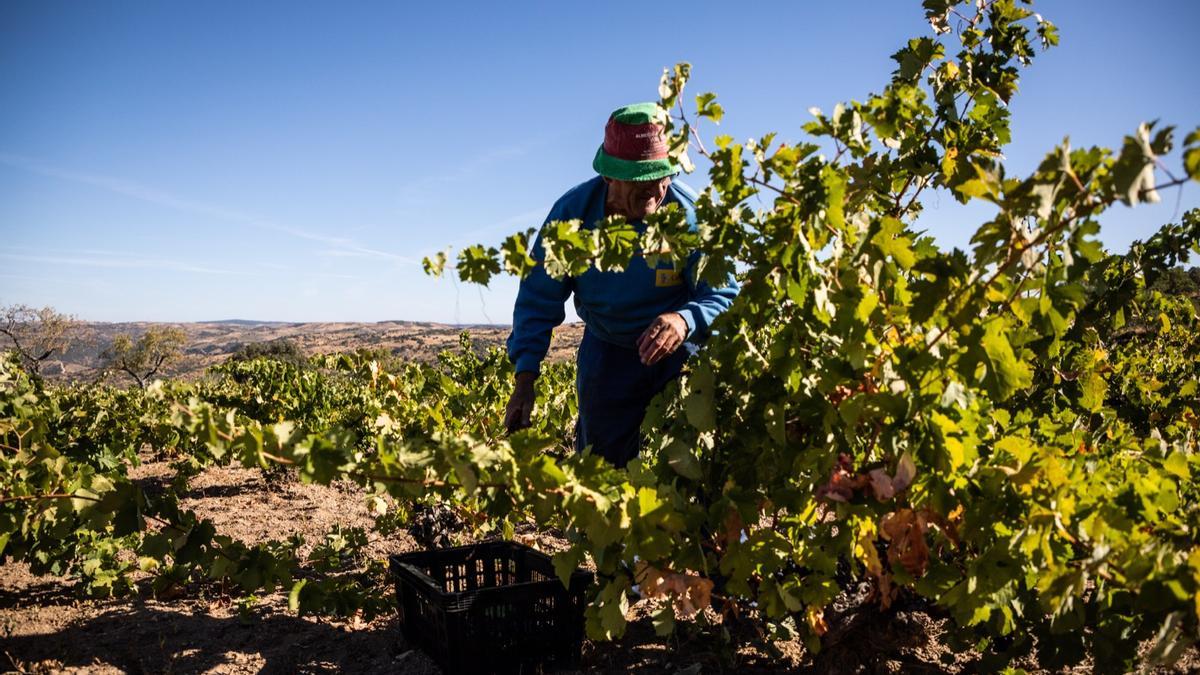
507;175;740;375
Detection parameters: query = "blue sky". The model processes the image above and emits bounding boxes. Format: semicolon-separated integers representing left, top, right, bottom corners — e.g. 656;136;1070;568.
1;1;1197;323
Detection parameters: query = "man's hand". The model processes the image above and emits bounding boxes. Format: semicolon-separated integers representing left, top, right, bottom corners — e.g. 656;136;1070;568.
637;312;688;366
504;371;538;434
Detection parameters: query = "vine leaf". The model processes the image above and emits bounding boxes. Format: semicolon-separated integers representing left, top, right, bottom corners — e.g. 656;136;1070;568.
1111;122;1164;205
637;562;714;618
880;509;931;578
683;363;716;432
664;439;702;480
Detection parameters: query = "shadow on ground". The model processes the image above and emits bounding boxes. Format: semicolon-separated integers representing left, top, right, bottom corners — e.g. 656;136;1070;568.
0;579;83;612
3;598;438;674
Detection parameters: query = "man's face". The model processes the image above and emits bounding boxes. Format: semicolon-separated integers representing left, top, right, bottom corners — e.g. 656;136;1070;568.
604;176;671;221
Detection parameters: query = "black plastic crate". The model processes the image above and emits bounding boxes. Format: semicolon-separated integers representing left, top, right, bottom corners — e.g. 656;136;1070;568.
390;540;594;674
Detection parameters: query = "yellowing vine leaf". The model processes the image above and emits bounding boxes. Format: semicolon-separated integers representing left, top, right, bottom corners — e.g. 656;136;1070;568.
636;562;714;619
880;509;931;578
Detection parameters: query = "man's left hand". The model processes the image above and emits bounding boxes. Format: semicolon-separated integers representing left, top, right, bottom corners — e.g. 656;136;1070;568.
637;312;688;366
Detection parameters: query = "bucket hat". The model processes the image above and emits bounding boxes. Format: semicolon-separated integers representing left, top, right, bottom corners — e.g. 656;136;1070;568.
592;102;678;182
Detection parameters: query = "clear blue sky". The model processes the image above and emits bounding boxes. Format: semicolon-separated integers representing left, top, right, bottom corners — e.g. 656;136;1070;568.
1;1;1196;323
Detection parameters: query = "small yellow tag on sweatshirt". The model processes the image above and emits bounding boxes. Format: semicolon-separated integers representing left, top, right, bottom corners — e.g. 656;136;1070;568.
655;269;682;287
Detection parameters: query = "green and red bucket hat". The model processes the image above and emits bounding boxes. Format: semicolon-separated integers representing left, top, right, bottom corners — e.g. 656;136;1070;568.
592;102;678;182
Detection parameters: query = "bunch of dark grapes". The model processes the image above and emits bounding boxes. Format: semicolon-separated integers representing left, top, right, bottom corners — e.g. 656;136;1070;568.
406;502;463;549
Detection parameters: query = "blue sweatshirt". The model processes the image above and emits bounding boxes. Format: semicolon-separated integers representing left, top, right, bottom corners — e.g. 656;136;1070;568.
507;175;740;375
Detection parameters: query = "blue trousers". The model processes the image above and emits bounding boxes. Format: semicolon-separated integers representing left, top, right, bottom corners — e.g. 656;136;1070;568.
574;329;697;467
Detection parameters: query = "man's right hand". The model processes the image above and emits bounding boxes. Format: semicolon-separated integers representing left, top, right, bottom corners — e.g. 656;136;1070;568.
504;371;538;434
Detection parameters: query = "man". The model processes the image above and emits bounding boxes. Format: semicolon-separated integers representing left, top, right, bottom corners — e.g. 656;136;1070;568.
504;102;739;467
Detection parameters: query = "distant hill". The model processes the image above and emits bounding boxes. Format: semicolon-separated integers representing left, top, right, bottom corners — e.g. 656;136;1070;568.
41;320;584;382
195;319;297;326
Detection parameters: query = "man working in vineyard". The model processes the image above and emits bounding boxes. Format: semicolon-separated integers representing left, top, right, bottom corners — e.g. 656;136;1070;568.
503;102;739;467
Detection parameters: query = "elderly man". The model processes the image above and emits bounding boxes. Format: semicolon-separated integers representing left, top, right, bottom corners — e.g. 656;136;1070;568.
504;102;739;467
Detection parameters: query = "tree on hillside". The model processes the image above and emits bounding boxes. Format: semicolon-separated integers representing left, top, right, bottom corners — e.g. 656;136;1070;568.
227;339;309;368
101;327;188;388
1150;266;1200;305
0;304;83;381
